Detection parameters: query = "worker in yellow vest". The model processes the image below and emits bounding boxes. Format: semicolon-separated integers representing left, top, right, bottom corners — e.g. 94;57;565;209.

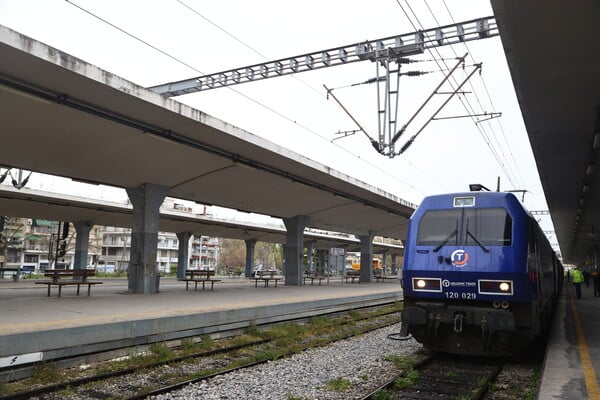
572;266;584;299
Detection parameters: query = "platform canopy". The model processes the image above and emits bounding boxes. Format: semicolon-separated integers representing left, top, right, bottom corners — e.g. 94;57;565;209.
0;185;403;255
492;0;600;265
0;25;415;242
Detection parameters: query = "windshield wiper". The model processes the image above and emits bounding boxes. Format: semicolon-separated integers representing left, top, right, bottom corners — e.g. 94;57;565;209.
466;219;490;253
433;229;458;252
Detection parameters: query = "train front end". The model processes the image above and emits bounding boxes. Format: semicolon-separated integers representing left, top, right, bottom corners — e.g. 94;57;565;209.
400;192;532;356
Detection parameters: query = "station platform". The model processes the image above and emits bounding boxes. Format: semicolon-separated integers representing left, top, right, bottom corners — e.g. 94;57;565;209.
538;282;600;399
2;276;598;398
0;276;401;378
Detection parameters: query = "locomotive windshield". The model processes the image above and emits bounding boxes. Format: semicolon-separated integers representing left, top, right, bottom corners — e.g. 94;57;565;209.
417;208;512;247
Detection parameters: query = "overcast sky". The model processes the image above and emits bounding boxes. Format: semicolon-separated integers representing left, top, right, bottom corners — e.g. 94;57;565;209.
0;0;558;247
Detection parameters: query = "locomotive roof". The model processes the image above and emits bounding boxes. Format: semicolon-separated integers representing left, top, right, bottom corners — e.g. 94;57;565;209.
416;191;532;217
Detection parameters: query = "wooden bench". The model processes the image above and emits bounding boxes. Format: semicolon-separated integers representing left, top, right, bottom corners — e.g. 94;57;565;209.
36;268;102;297
376;275;399;283
343;270;361;283
252;270;281;287
303;273;330;285
180;278;222;291
179;269;220;291
0;266;19;278
252;277;282;287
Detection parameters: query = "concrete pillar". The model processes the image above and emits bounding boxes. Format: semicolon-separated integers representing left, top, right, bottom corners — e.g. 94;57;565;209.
176;232;192;279
316;249;328;275
244;238;257;277
126;184;169;294
281;244;286;275
304;240;315;273
73;221;93;270
381;250;389;275
359;231;375;283
283;215;309;286
391;254;398;275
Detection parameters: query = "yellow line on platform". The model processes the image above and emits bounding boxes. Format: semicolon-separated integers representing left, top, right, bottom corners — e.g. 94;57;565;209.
568;286;600;399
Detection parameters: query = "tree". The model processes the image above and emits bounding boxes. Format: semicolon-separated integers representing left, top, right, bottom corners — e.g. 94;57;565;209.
256;242;283;270
218;239;284;274
0;216;25;271
218;239;245;274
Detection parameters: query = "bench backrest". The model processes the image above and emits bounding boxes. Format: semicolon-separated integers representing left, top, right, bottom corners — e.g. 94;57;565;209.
45;269;96;277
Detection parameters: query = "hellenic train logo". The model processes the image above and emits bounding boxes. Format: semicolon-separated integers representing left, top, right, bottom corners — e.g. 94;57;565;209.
450;249;469;267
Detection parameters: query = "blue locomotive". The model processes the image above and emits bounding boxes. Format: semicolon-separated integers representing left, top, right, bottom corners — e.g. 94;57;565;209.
399;191;562;356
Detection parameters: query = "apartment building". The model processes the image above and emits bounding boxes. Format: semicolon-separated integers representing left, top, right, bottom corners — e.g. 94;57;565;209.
1;219;219;275
100;227;219;273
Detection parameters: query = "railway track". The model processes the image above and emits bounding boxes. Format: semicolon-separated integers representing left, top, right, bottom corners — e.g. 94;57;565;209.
362;353;504;400
1;304;403;400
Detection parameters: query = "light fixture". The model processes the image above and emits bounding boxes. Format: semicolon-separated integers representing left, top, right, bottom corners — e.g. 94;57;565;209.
583;184;590;194
587;163;595;176
10;170;32;190
0;169;9;184
593;132;600;149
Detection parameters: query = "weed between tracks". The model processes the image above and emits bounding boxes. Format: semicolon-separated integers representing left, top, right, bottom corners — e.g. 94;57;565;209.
325;377;353;391
485;367;540;400
0;303;404;398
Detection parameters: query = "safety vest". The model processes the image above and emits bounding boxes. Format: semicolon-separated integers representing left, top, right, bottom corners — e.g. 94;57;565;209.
572;269;584;283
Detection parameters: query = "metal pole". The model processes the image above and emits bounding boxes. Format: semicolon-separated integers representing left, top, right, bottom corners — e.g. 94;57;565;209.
399;63;482;154
391;53;468;146
323;84;378;146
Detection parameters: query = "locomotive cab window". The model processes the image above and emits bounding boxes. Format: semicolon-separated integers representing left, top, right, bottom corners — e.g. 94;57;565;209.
464;208;512;246
417;208;512;247
417;210;459;246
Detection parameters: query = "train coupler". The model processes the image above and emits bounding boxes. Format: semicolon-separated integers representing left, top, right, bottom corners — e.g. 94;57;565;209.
481;323;495;351
453;313;465;333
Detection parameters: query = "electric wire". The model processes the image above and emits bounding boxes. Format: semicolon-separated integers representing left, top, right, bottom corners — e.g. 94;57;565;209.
421;1;518;188
175;0;325;98
174;0;431;197
437;0;526;191
63;1;317;155
175;0;456;194
398;1;502;162
395;0;518;189
419;0;521;190
173;0;450;195
64;0;200;74
63;0;427;198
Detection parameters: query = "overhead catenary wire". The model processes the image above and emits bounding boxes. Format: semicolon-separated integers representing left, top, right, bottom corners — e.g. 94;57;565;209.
439;0;527;192
171;0;489;193
431;1;523;190
172;0;435;195
63;0;429;197
396;0;520;190
425;0;524;191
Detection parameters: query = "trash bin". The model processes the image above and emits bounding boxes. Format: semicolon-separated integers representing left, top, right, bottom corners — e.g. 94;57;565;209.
155;274;160;293
12;273;19;282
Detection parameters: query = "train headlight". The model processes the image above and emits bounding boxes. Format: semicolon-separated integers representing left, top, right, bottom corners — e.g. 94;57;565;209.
412;277;442;292
478;279;513;295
